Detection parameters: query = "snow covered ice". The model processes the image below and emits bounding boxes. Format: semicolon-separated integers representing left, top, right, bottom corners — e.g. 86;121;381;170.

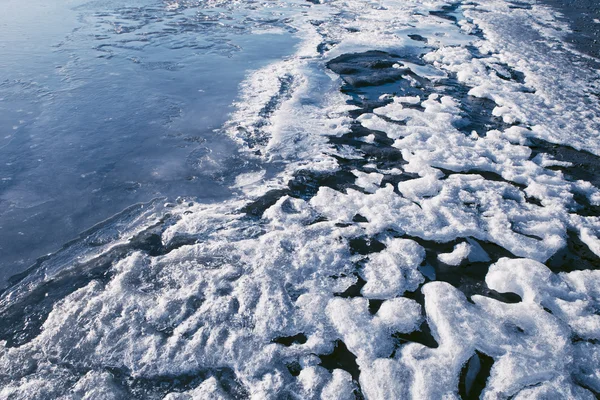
1;0;600;399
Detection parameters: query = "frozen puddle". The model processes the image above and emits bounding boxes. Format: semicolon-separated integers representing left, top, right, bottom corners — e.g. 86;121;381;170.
1;0;600;399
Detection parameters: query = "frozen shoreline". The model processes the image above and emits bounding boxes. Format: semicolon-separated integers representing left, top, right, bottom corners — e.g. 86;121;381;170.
1;0;600;398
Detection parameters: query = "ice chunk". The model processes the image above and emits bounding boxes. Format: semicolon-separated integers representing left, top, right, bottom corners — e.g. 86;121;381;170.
361;238;425;298
437;242;471;266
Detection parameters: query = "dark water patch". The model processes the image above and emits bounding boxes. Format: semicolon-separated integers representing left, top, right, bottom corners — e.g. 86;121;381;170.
319;340;361;382
459;351;494;400
329;50;431;116
436;75;513;136
328;51;405;88
528;138;600;188
318;341;364;399
539;0;600;63
489;63;526;84
349;237;386;255
389;287;441;350
429;10;457;22
288;169;362;200
428;242;521;304
380;173;419;193
438;167;527;191
335;274;367;298
329;153;371;174
438;167;541;208
273;333;308;346
577;384;600;400
368;299;385;314
328;124;386;146
528;138;600;215
241;189;289;218
329;123;409;175
361;146;407;173
343;88;393;118
429;3;461;23
317;41;337;55
571;193;600;217
388;233;521;303
408;34;427;42
573;337;600;345
353;214;369;223
129;230;197;257
286;361;302;377
546;230;600;272
392;321;439;350
436;264;523;305
525;195;543;207
241;168;361;218
350;122;395;145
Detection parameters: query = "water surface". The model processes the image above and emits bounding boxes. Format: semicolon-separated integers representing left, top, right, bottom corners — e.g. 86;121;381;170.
0;0;296;285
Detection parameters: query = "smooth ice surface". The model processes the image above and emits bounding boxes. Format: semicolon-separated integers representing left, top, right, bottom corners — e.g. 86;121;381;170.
1;0;600;398
0;0;298;285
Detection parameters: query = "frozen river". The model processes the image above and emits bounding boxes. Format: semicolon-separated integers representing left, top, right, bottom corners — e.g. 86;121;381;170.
1;0;600;399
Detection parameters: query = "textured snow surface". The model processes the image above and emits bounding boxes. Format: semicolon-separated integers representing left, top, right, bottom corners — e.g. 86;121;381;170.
1;0;600;398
